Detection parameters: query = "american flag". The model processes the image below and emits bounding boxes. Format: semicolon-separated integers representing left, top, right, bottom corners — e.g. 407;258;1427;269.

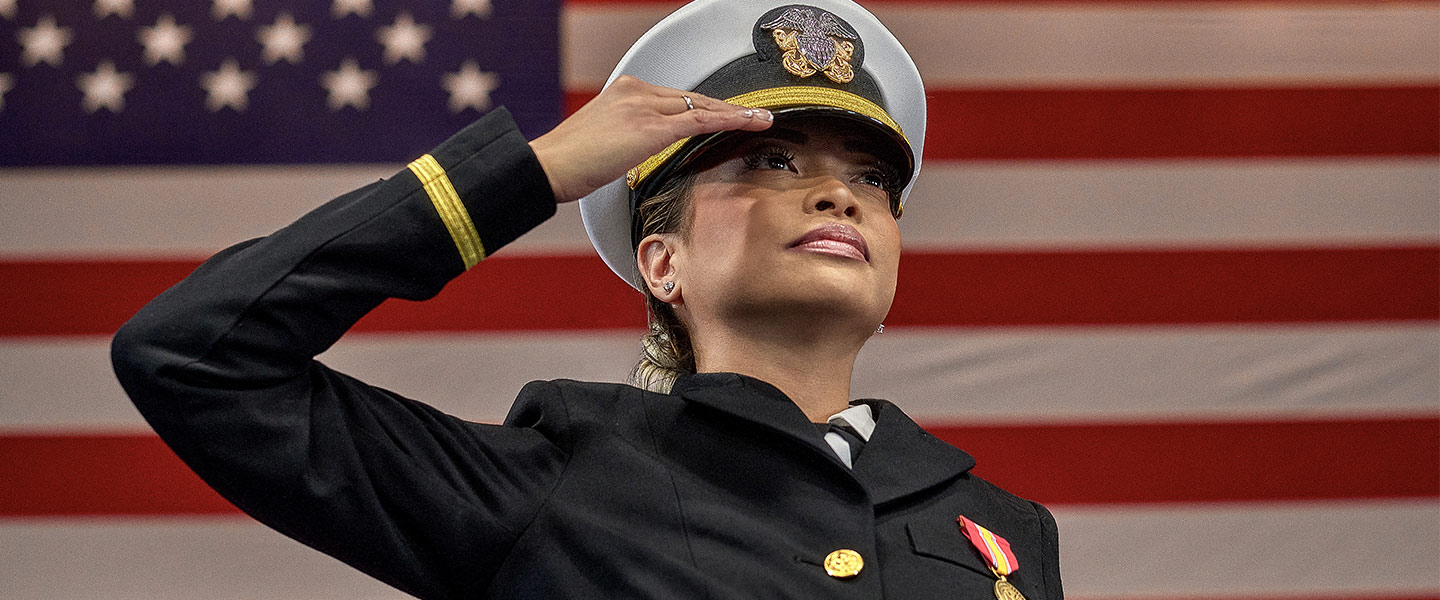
2;0;1438;598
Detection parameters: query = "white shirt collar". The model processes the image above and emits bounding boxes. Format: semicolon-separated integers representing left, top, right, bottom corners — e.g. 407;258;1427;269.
826;403;875;442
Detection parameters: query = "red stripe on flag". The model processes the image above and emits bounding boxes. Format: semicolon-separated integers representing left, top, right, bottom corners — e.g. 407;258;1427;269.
1;246;1435;337
0;259;201;338
358;255;646;333
565;87;1440;159
0;434;238;517
888;246;1440;327
2;417;1434;516
932;416;1440;505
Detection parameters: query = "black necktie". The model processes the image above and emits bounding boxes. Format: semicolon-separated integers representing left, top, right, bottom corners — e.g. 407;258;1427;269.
824;422;866;464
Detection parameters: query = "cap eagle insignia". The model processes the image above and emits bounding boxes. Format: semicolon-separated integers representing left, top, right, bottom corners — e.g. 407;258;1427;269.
761;7;859;84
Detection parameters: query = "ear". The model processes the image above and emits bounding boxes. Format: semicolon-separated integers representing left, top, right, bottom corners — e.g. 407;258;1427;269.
636;233;682;303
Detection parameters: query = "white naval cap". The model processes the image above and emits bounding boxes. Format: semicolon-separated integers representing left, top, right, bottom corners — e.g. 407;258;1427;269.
577;0;927;290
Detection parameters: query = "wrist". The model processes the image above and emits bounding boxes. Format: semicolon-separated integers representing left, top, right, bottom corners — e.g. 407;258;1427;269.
528;139;575;204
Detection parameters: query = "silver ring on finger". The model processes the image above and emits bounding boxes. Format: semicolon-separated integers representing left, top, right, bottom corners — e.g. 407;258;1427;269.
682;95;695;111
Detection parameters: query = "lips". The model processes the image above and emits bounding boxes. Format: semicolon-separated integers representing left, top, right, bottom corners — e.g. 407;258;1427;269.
788;223;870;262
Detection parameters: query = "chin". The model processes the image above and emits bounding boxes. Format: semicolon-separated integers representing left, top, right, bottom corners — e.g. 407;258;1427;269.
727;265;893;327
798;256;895;308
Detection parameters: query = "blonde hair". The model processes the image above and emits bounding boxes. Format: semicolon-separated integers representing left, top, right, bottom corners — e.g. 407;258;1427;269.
627;172;698;393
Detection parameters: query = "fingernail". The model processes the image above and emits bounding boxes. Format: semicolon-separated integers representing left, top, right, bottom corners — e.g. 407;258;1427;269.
742;109;755;118
760;109;774;121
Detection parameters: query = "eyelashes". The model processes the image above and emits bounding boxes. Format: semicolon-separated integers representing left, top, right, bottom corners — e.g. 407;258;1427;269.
740;145;797;171
739;144;903;212
864;159;903;201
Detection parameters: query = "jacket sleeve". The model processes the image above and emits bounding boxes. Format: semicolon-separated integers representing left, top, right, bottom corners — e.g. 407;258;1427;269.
111;108;568;600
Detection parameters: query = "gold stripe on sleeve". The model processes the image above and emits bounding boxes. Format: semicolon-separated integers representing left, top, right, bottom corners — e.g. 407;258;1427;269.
407;154;486;270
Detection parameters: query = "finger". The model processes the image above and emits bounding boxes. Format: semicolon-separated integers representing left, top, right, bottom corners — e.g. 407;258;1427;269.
733;107;776;131
668;100;773;138
690;105;775;135
642;86;766;126
680;91;757;117
678;90;729;111
654;90;709;116
686;91;775;128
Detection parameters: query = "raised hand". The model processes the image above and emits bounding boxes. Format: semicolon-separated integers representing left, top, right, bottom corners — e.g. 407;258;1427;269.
528;75;774;204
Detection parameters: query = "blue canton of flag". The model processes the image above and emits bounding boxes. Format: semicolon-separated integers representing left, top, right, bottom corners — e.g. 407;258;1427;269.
0;0;562;165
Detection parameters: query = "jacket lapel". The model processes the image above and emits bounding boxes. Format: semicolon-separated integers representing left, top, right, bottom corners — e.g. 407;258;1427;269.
851;400;977;505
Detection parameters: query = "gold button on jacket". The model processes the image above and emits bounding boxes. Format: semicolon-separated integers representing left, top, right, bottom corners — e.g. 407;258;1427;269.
824;549;864;578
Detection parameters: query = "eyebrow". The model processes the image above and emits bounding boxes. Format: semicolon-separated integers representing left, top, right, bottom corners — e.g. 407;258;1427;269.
739;128;891;164
750;127;809;145
842;140;878;155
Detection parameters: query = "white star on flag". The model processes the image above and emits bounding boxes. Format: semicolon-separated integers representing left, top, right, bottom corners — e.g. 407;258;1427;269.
200;59;258;112
443;61;498;113
257;13;312;65
331;0;373;19
376;13;432;65
0;73;13;112
138;14;193;67
211;0;252;21
76;60;134;113
451;0;492;19
93;0;134;20
18;15;73;68
0;0;16;20
321;57;378;111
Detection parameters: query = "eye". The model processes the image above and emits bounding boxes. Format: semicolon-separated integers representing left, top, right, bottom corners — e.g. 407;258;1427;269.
858;170;889;189
858;160;903;208
741;146;797;172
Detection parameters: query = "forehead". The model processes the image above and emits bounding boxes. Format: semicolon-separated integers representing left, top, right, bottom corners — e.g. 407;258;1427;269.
708;116;900;165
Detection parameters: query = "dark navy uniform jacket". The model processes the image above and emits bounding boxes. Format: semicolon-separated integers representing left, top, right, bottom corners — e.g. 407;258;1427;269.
111;109;1064;599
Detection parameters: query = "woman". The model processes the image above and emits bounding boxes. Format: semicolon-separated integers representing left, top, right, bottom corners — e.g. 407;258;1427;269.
111;1;1062;598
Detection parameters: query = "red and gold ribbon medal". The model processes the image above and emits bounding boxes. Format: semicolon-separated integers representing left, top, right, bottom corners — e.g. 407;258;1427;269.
957;515;1028;600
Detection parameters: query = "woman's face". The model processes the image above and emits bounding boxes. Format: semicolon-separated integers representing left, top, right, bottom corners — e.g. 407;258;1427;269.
669;117;904;335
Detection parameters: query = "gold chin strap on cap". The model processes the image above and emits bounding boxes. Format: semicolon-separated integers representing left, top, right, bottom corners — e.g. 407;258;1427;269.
625;85;908;191
408;154;486;270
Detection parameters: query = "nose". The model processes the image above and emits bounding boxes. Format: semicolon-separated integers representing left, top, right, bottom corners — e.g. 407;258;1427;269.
804;176;860;219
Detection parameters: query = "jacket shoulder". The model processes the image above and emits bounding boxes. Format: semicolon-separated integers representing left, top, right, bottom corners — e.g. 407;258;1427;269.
502;378;668;443
958;474;1064;599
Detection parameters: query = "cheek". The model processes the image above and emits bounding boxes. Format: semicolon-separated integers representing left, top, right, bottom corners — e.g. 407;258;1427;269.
872;221;903;289
685;178;793;254
681;192;760;279
688;200;743;246
871;215;902;259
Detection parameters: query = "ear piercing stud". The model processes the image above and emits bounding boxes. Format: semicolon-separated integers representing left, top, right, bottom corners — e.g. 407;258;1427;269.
663;281;675;293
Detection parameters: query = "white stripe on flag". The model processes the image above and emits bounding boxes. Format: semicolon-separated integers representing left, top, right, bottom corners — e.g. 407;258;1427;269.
562;3;1440;88
2;158;1434;257
6;324;1434;431
853;324;1440;423
1054;499;1440;597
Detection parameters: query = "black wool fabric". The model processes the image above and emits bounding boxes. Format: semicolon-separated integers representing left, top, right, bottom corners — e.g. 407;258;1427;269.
112;109;1063;600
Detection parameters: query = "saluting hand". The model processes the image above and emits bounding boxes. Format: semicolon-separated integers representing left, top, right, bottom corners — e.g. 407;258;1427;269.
529;75;774;204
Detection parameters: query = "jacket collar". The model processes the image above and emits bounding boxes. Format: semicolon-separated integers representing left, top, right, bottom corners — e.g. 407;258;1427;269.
672;372;823;452
672;373;976;506
851;399;976;505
